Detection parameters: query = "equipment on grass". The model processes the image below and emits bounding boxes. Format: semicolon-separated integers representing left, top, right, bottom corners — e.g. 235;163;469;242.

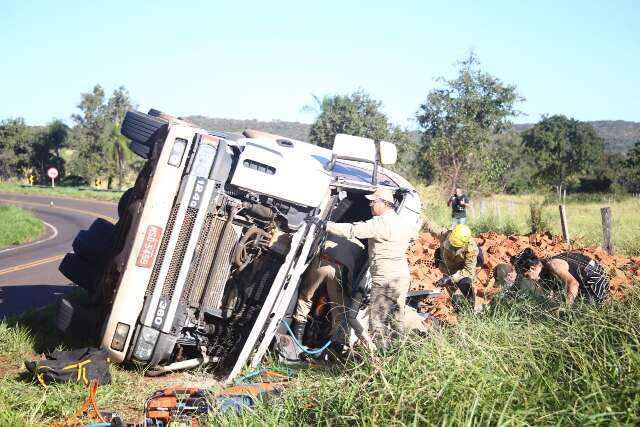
143;388;213;427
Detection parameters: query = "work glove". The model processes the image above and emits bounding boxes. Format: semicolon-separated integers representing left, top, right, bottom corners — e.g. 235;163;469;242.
435;275;453;288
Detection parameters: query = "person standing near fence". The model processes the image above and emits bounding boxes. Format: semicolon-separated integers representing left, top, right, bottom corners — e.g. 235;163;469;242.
448;187;471;225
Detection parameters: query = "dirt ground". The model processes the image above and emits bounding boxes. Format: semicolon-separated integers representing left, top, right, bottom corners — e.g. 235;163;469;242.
408;231;640;322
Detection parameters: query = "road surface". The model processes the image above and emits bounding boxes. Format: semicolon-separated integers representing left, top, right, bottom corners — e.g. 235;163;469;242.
0;192;118;318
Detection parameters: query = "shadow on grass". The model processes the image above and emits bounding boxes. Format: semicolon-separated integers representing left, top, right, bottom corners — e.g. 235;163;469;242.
4;289;100;354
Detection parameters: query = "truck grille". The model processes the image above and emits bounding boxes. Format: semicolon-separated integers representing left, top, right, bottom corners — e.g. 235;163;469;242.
145;204;180;297
184;215;239;310
161;206;199;297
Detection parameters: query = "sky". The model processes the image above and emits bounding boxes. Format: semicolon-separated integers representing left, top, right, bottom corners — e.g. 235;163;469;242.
1;0;638;129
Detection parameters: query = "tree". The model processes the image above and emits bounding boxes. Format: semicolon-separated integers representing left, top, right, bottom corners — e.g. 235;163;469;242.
308;90;390;149
47;119;69;159
623;141;640;192
416;52;523;192
71;85;134;188
0;117;38;180
522;115;606;196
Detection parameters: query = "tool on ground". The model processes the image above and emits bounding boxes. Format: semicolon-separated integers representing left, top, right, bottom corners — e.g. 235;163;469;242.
52;380;123;427
143;387;213;427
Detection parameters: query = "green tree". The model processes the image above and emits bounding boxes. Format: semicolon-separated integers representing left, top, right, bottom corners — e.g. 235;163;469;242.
308;90;390;149
522;115;606;196
0;118;38;180
416;52;523;192
623;141;640;192
47;119;69;159
70;85;134;188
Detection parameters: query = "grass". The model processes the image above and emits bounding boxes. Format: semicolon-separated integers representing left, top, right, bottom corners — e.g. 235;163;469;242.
0;205;44;249
1;269;639;425
215;288;640;426
0;182;123;203
417;184;640;256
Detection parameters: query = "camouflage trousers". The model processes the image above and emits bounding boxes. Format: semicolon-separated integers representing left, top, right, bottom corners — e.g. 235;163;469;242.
369;276;410;349
293;257;348;344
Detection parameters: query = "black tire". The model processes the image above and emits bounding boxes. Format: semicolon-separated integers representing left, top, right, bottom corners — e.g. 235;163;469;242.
129;142;151;159
118;188;133;219
88;217;116;237
59;253;99;293
72;219;115;262
121;111;166;145
147;108;164;117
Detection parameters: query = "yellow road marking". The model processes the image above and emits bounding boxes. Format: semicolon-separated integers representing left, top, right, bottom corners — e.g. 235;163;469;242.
0;198;117;223
0;254;65;276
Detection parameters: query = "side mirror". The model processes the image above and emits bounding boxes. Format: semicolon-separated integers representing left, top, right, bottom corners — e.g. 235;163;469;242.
332;134;377;164
379;141;398;165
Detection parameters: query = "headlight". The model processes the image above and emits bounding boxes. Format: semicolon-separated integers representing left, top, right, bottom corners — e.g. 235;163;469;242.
110;322;130;352
133;326;160;361
168;138;187;167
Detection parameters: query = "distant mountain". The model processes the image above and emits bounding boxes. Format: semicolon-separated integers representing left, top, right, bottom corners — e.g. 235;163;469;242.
186;116;311;142
186;115;640;155
513;120;640;154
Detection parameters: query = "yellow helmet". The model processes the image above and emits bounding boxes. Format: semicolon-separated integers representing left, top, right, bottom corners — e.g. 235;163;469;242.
448;224;472;248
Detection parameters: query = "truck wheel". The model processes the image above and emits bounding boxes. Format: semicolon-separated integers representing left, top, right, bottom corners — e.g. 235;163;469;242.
129;142;151;159
72;219;115;263
121;111;166;147
59;253;99;293
118;188;133;218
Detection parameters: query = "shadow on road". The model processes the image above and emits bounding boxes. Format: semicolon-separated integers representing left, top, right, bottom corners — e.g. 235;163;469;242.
0;284;72;319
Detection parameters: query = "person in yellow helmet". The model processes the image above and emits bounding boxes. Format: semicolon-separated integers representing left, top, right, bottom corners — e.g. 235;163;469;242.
425;221;480;309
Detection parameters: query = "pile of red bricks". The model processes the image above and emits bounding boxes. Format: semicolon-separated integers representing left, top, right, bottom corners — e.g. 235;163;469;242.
408;231;640;321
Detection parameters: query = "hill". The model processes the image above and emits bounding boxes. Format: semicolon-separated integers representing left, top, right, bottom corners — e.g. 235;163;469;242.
186;116;640;154
186;116;311;142
513;120;640;154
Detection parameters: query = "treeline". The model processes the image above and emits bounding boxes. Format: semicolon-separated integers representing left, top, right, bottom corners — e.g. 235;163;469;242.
1;53;639;194
0;85;142;189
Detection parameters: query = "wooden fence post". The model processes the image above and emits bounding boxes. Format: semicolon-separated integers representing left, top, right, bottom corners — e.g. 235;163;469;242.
559;205;570;244
601;207;614;255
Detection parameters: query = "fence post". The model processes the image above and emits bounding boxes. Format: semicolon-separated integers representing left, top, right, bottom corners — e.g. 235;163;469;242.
601;207;614;255
559;205;570;244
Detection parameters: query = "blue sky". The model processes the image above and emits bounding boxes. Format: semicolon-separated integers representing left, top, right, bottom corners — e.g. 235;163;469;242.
1;0;638;129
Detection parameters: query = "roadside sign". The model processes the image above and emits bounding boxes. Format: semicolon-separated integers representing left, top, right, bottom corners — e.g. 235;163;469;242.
47;167;58;188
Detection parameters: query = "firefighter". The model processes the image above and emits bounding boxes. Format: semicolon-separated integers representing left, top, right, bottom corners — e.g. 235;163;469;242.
425;222;479;309
291;233;365;354
326;188;415;349
511;248;609;305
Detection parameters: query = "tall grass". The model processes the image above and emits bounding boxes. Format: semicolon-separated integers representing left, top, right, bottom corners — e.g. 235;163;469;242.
217;288;640;426
0;205;44;248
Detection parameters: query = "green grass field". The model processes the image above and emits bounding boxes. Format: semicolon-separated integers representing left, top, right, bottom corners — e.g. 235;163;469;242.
3;290;638;425
0;182;123;203
0;205;44;249
418;185;640;256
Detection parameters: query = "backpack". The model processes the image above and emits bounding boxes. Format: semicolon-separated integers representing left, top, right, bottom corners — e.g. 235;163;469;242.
25;347;111;387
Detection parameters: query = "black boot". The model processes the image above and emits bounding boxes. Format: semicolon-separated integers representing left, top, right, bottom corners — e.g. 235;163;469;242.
456;277;476;311
291;320;306;345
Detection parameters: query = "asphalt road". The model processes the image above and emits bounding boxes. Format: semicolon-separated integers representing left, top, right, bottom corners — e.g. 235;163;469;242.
0;192;118;318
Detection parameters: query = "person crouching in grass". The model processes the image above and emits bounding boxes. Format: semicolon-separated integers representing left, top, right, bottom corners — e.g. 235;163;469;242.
510;248;609;305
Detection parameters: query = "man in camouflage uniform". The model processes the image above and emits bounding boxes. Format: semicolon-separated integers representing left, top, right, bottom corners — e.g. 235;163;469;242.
327;188;416;349
425;221;479;309
291;233;365;352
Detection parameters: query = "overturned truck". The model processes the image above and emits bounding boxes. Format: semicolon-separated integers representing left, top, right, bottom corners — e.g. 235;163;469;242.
59;109;422;381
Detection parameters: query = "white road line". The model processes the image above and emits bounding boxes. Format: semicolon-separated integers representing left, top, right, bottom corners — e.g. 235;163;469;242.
0;221;59;254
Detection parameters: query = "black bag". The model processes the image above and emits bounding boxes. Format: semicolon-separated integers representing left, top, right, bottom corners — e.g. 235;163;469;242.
25;347;111;387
